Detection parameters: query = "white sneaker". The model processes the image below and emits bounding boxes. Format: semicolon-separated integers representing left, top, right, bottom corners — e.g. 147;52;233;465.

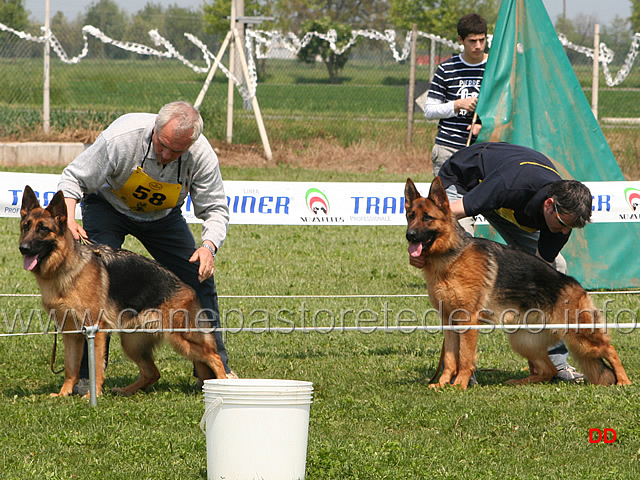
552;364;585;384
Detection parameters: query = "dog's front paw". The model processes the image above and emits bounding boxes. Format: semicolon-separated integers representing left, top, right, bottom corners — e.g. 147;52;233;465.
50;388;73;397
428;379;452;389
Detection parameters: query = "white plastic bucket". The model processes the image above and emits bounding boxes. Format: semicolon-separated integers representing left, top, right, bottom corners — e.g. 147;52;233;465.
200;379;313;480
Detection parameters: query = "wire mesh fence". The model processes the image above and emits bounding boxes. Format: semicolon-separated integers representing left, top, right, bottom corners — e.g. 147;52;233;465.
1;22;640;174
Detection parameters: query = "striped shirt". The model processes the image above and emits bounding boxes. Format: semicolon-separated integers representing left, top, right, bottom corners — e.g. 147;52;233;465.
425;54;486;149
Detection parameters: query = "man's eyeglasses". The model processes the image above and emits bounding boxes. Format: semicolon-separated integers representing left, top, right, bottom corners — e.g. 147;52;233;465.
553;202;572;229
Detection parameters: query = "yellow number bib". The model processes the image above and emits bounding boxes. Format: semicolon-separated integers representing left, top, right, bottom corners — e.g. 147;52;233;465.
113;167;182;213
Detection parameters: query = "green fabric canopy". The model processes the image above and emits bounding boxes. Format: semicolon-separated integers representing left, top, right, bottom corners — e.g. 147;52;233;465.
475;0;640;288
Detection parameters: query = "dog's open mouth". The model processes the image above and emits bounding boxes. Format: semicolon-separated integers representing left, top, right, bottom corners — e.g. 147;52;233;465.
23;254;39;271
406;231;437;258
408;242;424;257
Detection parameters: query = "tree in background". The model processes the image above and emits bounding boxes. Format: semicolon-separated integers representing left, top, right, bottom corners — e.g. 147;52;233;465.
0;0;28;28
125;3;165;47
297;17;352;84
0;0;31;57
84;0;130;58
50;11;84;55
273;0;389;32
551;12;632;70
203;0;273;38
632;0;640;32
124;4;211;60
389;0;498;38
162;5;210;59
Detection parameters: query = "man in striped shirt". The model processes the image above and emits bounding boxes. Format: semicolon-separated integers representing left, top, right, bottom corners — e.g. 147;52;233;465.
424;13;488;176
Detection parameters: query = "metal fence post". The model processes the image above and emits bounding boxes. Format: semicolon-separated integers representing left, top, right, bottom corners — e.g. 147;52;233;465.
83;324;100;407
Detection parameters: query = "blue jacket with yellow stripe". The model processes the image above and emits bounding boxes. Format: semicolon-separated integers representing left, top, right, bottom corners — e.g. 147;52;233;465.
438;142;571;263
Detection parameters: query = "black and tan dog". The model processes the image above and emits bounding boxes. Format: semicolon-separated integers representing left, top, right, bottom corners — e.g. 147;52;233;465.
19;185;226;398
405;177;630;389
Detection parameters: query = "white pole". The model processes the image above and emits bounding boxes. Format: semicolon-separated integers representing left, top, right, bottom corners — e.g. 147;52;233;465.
232;27;272;160
194;31;232;110
406;24;417;145
226;0;237;143
429;36;436;81
592;24;599;119
43;0;51;134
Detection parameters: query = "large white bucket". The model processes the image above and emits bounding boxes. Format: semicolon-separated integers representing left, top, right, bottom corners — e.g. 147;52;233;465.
200;379;313;480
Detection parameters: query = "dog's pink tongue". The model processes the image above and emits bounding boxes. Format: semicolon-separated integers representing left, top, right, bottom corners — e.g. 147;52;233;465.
23;255;38;271
408;242;423;257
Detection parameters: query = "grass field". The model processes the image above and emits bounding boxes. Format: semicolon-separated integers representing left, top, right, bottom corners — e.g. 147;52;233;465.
1;165;640;479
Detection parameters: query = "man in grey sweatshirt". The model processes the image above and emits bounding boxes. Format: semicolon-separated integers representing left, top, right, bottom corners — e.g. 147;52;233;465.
58;101;233;393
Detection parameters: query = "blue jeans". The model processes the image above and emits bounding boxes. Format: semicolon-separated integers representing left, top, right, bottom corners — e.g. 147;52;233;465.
78;193;229;377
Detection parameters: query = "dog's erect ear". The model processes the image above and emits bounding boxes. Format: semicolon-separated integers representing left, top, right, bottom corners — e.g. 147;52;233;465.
20;186;40;218
45;191;68;228
404;178;422;211
428;177;450;210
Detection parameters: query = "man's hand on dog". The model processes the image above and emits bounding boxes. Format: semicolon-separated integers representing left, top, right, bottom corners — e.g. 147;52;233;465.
191;241;216;282
64;198;89;241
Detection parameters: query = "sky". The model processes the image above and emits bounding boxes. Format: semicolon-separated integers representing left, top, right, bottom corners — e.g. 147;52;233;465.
23;0;633;26
24;0;205;23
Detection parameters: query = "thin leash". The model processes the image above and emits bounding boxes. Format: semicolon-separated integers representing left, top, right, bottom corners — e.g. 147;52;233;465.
50;333;64;375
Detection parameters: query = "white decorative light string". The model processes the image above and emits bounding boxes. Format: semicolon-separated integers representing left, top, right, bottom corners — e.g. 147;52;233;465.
557;32;640;87
2;22;640;95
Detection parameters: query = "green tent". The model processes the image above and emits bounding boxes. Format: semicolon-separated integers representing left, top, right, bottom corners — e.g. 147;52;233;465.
475;0;640;289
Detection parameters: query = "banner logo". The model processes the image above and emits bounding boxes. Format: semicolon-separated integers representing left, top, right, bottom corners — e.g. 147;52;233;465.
625;187;640;211
306;188;330;215
301;187;344;223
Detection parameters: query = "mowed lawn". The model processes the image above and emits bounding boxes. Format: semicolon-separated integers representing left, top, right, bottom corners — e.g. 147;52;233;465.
1;163;640;479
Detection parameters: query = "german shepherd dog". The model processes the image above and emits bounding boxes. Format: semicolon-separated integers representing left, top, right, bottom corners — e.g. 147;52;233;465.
404;177;630;389
19;186;226;398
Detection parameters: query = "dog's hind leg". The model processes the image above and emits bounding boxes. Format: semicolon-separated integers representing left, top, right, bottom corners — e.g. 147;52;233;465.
194;361;215;382
167;332;227;380
564;330;631;386
113;333;162;396
562;296;630;386
504;355;557;385
505;331;558;385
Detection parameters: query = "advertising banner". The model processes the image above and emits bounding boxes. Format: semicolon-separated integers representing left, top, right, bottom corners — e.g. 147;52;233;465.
2;172;639;225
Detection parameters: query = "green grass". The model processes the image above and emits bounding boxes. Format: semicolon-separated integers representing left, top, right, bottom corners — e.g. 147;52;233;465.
1;165;640;478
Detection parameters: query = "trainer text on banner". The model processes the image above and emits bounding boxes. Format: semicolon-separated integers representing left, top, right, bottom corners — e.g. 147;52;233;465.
2;172;639;225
